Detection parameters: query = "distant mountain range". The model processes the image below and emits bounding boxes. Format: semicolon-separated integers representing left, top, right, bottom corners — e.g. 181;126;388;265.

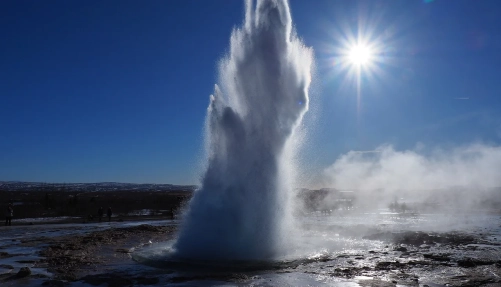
0;181;197;192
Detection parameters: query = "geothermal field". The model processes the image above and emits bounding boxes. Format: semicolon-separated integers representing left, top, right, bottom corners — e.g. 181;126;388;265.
1;193;500;286
1;0;501;286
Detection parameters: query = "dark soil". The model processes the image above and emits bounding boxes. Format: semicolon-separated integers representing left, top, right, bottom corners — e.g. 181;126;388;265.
34;224;177;282
0;189;191;224
2;224;500;286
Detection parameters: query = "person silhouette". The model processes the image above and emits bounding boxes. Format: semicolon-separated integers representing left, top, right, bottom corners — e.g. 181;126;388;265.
5;204;13;226
107;207;112;222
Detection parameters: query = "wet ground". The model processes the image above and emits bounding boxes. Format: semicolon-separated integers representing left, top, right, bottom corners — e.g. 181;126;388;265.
0;212;500;286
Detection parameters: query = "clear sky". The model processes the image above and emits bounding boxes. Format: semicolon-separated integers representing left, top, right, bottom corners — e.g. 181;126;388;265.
1;0;500;185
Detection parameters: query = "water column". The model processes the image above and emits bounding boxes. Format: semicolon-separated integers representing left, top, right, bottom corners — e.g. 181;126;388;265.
174;0;313;260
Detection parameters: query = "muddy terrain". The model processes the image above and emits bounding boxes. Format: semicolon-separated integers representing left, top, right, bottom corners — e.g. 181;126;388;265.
0;216;499;287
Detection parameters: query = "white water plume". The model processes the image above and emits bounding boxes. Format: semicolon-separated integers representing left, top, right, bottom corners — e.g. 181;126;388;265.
173;0;313;260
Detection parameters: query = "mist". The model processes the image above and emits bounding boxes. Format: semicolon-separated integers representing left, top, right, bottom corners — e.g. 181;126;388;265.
320;143;501;213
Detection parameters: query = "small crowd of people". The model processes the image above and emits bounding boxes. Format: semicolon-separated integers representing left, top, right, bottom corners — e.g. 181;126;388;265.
97;206;113;222
4;203;115;226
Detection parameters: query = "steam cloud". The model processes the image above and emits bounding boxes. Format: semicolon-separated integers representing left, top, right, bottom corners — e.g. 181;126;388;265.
324;143;501;192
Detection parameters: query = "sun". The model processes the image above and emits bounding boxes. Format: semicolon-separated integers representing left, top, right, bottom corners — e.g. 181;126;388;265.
347;44;373;66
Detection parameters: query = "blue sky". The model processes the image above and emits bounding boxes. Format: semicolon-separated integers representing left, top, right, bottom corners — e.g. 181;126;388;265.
1;0;500;185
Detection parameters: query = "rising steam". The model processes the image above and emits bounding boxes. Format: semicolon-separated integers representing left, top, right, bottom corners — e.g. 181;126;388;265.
324;143;501;192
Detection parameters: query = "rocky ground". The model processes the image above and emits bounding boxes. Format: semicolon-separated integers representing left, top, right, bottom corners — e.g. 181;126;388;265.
0;224;176;286
0;222;500;286
309;230;501;287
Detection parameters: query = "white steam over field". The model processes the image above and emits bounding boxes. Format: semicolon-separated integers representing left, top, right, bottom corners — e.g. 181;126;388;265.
320;143;501;213
325;143;501;191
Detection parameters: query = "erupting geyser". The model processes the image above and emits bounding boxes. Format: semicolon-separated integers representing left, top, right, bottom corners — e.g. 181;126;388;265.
173;0;313;260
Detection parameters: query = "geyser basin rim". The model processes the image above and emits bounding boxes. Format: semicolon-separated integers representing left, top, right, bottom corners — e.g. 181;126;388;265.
132;250;328;272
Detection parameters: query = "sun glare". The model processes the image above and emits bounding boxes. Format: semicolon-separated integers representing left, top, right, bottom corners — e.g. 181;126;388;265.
348;44;373;66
